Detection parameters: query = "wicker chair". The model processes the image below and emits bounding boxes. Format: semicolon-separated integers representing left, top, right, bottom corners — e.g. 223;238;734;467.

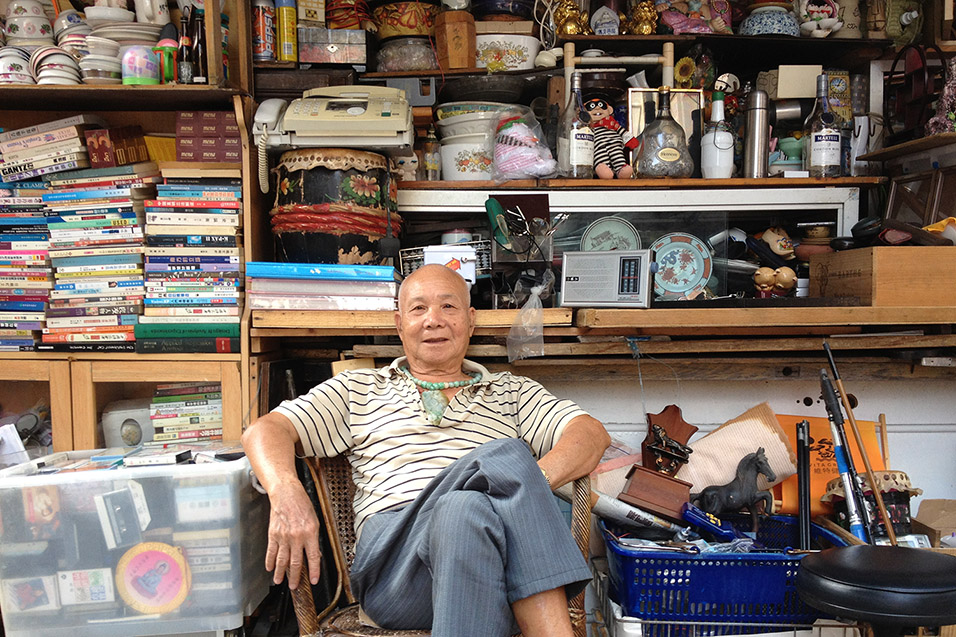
289;455;593;637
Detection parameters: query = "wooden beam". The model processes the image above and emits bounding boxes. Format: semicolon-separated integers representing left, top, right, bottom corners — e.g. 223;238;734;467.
578;307;956;329
351;334;956;359
252;308;573;329
488;358;956;382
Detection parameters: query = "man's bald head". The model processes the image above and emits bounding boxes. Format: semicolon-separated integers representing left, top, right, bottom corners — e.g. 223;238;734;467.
398;264;471;313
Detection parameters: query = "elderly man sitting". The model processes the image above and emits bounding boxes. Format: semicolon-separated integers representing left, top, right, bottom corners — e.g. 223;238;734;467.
242;264;610;636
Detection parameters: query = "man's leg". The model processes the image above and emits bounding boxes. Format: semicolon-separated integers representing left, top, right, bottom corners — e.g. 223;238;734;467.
512;588;575;637
351;438;590;636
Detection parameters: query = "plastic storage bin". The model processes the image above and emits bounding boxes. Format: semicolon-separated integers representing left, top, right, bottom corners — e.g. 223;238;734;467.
601;516;848;636
0;451;269;637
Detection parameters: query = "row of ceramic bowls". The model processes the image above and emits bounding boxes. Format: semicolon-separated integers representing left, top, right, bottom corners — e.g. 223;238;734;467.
0;36;123;84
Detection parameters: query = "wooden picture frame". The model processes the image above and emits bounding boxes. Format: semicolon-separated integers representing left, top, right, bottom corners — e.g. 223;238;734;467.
884;170;936;226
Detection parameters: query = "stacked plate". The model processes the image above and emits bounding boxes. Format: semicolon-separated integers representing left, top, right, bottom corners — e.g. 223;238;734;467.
30;44;81;84
90;20;162;58
82;5;135;28
0;45;35;83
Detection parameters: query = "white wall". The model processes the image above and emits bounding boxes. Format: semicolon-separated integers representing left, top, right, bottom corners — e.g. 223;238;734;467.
548;378;956;510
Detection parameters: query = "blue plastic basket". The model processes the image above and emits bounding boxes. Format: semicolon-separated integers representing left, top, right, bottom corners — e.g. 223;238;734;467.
602;516;848;635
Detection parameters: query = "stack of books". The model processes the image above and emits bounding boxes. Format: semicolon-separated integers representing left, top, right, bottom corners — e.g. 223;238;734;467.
245;261;400;311
39;163;160;352
137;173;242;354
0;190;52;351
148;382;224;443
0;114;104;184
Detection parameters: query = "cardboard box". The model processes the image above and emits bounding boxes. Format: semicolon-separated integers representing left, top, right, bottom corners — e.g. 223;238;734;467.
83;126;149;168
776;65;824;99
809;247;956;306
297;0;325;23
912;499;956;547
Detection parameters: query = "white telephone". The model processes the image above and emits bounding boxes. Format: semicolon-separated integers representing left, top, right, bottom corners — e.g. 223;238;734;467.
254;85;414;193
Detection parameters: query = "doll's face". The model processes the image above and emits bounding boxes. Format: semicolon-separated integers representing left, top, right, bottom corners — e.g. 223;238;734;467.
584;98;613;121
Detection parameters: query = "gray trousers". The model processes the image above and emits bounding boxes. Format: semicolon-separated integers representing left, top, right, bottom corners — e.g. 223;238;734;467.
350;438;591;637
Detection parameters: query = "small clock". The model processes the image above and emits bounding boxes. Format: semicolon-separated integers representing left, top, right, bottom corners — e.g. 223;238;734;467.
829;76;848;93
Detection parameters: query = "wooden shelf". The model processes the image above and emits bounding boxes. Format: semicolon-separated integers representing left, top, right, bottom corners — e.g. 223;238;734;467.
251;308;573;332
577;306;956;330
398;177;885;190
858;133;956;162
0;85;243;111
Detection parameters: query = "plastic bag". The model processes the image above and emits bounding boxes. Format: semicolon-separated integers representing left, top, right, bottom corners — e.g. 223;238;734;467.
492;106;558;183
506;269;554;362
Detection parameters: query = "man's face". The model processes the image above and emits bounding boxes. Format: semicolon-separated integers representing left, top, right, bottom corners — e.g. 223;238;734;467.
395;266;476;373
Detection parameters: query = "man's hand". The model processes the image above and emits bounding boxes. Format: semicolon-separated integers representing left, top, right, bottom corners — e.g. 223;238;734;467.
266;481;322;589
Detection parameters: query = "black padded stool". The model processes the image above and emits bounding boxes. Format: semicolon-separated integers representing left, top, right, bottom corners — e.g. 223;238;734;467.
796;545;956;637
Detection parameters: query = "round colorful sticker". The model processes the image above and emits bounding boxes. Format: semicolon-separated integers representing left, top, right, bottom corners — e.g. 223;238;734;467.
115;542;191;614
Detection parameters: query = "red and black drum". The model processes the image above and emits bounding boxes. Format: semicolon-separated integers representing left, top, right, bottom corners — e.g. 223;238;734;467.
270;148;401;265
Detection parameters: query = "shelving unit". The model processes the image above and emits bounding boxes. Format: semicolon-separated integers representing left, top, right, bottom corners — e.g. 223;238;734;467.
0;0;262;452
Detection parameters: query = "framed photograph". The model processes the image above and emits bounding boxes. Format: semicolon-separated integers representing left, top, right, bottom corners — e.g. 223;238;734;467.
928;166;956;225
560;250;652;308
627;88;705;177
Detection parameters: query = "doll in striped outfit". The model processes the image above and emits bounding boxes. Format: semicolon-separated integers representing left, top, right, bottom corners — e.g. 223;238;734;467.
583;96;639;179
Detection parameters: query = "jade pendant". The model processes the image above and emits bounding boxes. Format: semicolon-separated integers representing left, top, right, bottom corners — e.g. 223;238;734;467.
421;389;449;424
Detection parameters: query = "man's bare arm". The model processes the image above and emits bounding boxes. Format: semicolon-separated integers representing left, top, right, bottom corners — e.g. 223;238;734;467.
538;414;610;490
241;412;322;589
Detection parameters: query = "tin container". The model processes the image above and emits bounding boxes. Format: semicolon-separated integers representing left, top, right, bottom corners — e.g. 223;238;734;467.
252;0;276;62
275;0;297;62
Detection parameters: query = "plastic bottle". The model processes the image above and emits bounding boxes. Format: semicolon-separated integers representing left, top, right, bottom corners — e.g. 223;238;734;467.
275;0;297;63
700;91;735;179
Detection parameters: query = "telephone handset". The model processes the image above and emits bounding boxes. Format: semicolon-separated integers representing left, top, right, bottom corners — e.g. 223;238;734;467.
254;86;414;193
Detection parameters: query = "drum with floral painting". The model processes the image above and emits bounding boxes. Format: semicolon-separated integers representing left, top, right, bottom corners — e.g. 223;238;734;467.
369;0;440;40
271;148;401;265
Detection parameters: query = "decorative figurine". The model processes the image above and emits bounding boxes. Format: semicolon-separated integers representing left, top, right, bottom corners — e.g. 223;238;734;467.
754;266;797;298
554;0;592;35
646;424;694;474
799;0;843;37
583;95;639;179
693;447;776;532
620;0;658;34
761;226;796;260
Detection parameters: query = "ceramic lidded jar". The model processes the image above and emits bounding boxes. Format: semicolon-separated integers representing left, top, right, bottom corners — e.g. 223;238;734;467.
738;6;801;36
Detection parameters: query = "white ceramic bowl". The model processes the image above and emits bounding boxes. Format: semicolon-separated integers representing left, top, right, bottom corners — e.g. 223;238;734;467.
6;0;45;19
5;15;54;39
53;9;85;34
85;35;120;57
434;101;508;121
439;132;494;181
435;110;504;139
0;54;29;74
475;34;541;71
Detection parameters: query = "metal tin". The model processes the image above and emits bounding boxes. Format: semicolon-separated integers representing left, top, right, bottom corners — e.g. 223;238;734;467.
743;89;769;178
275;0;297;62
252;0;277;62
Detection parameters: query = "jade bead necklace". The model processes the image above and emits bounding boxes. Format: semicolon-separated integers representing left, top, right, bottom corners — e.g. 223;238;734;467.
401;367;481;425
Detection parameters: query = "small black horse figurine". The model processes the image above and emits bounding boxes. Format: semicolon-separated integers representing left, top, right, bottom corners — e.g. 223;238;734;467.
693;447;777;532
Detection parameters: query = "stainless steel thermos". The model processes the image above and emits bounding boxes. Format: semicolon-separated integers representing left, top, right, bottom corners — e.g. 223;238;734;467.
743;90;769;178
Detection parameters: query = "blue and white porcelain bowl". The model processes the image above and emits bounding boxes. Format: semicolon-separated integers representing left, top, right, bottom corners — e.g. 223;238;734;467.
739;6;801;36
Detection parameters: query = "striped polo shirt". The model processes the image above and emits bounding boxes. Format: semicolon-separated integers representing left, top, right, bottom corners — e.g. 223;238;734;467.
274;357;589;533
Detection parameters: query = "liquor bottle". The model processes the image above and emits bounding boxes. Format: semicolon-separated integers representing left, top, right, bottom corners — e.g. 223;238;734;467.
635;86;694;178
700;90;735;178
191;9;208;84
803;73;842;178
556;72;595;178
176;10;194;84
422;126;441;181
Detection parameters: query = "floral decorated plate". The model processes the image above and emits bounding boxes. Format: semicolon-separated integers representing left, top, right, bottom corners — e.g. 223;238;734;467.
649;232;712;298
580;216;641;252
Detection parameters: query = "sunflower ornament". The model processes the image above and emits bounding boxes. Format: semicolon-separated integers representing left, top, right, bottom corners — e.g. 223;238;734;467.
674;57;696;89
